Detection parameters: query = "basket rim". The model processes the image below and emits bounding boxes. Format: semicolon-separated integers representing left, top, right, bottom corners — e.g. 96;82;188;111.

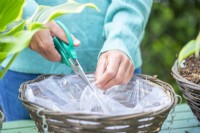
171;60;200;90
0;110;4;123
19;74;178;120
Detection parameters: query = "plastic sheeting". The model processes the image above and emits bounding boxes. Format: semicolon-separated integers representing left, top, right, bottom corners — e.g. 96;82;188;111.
25;74;171;115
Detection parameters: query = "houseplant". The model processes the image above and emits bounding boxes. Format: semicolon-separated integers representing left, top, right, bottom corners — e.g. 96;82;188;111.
172;32;200;121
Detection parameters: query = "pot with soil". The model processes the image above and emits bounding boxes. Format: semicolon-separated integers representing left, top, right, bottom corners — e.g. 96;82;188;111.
172;32;200;121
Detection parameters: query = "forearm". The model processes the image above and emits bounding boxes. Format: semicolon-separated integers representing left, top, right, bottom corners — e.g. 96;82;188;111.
100;0;153;62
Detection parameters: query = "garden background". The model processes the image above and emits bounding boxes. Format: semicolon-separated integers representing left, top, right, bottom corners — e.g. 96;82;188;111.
141;0;200;101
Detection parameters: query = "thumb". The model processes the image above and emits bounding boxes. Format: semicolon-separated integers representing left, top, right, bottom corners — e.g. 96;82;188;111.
72;35;81;47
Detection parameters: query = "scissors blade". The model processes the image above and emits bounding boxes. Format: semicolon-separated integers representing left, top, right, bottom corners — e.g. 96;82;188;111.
68;59;93;90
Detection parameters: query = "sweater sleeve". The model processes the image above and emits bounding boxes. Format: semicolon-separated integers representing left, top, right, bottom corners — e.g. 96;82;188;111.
100;0;152;63
22;0;38;19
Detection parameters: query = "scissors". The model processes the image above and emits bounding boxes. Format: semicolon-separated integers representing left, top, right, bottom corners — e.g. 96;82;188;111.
53;20;93;89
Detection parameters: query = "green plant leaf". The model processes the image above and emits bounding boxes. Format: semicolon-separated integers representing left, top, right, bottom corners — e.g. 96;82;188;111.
0;0;25;31
195;32;200;58
0;53;8;63
178;40;196;67
178;32;200;68
0;29;39;61
0;29;39;78
0;20;25;36
27;1;99;30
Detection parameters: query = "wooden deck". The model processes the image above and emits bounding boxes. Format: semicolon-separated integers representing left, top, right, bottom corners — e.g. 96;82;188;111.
1;104;200;133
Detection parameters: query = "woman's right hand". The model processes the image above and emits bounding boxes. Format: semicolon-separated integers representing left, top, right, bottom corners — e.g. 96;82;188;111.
29;21;80;62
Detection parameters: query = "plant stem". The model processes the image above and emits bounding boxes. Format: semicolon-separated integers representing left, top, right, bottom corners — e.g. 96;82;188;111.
195;32;200;58
0;53;19;79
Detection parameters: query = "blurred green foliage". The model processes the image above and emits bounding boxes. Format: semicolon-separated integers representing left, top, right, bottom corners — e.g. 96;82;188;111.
141;0;200;101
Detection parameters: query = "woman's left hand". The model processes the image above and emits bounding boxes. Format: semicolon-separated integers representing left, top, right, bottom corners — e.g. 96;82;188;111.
95;50;134;89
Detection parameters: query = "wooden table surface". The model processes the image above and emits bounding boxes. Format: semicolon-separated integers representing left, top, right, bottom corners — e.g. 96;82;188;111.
1;104;200;133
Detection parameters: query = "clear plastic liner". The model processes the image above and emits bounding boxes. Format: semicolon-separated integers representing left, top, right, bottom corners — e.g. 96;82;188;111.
25;75;171;115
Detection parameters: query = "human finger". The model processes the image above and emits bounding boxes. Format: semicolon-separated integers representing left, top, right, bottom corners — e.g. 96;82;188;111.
102;57;128;89
45;21;80;46
96;53;121;88
30;29;61;62
95;54;107;82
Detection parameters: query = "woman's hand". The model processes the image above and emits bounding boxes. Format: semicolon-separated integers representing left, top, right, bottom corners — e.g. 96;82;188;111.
95;50;134;89
29;21;80;62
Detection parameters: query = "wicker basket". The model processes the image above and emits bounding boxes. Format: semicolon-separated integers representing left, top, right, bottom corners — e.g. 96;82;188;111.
172;60;200;121
0;110;4;131
19;74;177;133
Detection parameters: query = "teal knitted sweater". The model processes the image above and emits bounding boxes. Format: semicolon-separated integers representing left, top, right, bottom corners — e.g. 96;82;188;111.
2;0;152;74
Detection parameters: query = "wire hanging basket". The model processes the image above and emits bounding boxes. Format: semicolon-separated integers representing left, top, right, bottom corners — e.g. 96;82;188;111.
0;110;4;131
19;74;177;133
172;60;200;121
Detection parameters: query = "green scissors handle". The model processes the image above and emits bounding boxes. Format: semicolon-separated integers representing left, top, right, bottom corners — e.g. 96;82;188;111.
53;20;77;67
